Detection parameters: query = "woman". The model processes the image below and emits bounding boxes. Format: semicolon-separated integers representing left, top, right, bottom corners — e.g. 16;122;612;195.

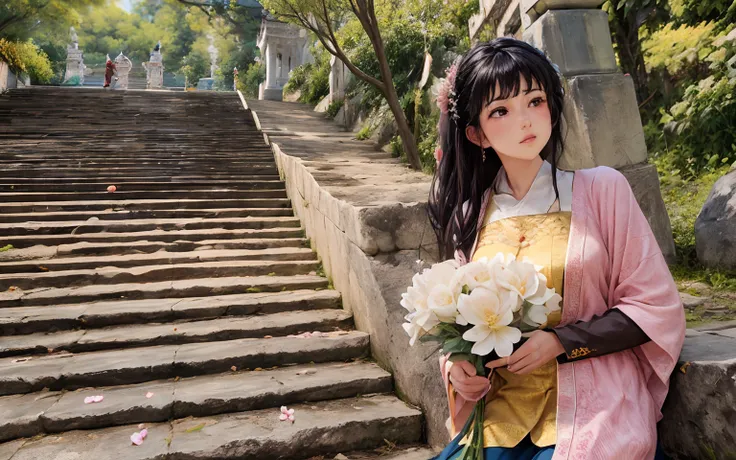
103;54;116;89
427;38;685;459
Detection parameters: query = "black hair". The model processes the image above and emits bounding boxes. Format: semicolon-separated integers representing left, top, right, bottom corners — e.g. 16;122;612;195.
427;38;565;261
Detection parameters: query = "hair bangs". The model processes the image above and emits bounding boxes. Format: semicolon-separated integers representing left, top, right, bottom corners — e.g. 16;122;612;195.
462;48;557;127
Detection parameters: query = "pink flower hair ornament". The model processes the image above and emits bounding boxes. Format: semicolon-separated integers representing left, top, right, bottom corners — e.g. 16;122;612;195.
432;61;460;121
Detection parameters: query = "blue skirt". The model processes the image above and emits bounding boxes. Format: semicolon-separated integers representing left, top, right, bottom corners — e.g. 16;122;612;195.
431;434;554;460
432;433;670;460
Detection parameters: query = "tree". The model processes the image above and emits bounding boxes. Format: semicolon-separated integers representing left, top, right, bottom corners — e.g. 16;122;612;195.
261;0;423;170
0;0;104;40
605;0;670;103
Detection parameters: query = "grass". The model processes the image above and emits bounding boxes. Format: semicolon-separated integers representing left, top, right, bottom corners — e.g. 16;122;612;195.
656;161;736;326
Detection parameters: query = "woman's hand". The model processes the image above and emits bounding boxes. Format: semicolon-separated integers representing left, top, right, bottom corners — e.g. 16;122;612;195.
448;360;491;402
485;330;565;375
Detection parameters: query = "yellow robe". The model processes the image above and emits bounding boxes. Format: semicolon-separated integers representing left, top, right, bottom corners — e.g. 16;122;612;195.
472;206;571;448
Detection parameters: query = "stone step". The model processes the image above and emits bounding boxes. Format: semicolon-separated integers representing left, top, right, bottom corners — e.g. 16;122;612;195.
0;181;284;193
0;227;305;249
0;188;287;202
0;259;321;290
0;216;301;236
0;289;342;335
0;361;392;443
0;174;282;183
0;197;292;213
14;237;307;258
0;394;422;460
0;275;329;308
0;247;316;272
0;308;353;357
0;167;280;179
0;207;294;223
0;330;369;396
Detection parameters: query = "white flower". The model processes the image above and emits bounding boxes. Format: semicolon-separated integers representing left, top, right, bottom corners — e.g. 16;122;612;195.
427;284;466;325
493;257;541;310
401;260;458;311
402;309;439;346
456;286;521;357
523;289;562;327
451;259;496;291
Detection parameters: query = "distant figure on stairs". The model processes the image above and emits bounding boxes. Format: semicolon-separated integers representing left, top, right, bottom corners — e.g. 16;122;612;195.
103;55;116;89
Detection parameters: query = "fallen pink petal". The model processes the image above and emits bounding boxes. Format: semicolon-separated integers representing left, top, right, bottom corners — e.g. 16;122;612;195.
84;395;104;404
146;392;154;399
279;405;296;422
130;431;144;446
140;428;148;439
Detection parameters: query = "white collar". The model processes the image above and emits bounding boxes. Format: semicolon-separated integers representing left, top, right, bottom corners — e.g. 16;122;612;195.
489;160;574;222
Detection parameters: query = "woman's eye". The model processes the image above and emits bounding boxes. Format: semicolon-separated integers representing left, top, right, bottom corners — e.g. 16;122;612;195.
490;108;507;118
530;98;546;107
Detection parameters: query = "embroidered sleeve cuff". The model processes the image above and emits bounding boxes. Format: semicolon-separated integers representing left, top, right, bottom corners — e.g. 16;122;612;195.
551;309;651;363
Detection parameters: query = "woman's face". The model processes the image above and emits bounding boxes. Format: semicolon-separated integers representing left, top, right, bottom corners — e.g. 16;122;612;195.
466;78;552;161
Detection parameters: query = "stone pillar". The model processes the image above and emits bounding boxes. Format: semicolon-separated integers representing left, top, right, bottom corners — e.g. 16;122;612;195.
521;0;676;261
143;41;164;90
329;55;348;103
113;52;132;90
63;27;85;86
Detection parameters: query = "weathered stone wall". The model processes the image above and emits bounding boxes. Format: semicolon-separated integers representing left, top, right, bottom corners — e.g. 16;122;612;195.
1;61;13;92
245;98;451;447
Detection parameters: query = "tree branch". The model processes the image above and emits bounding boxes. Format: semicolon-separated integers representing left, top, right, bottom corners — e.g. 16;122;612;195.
272;0;385;90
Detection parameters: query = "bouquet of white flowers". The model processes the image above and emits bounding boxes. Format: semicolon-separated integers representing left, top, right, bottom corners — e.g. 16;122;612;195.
401;252;561;459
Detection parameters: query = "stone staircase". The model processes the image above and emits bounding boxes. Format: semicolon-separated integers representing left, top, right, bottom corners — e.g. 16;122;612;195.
0;87;429;459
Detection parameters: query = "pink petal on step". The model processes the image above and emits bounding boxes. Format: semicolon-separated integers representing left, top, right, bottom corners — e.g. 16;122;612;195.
140;429;148;439
287;409;294;415
280;406;288;414
130;432;144;446
288;414;295;422
279;413;288;421
146;392;154;399
93;395;104;403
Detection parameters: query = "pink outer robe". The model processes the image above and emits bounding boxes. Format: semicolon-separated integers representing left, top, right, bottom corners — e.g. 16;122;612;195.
440;166;686;459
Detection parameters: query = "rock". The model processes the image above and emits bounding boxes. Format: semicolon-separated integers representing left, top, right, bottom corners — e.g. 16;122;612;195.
695;168;736;269
680;292;707;309
659;333;736;459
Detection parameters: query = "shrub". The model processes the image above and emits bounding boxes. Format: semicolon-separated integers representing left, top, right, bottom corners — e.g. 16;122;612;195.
325;99;343;118
236;61;266;98
0;39;54;84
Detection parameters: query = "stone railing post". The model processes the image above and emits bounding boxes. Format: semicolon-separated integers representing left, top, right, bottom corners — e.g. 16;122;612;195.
521;0;676;261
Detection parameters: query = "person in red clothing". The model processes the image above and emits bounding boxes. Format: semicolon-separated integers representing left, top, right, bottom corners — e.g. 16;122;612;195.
103;55;116;88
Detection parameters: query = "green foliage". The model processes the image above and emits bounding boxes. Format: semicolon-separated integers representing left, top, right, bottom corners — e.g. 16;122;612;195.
0;244;14;252
0;39;54;84
283;45;330;105
642;22;719;75
0;0;105;41
355;125;373;140
325;99;343;118
236;61;264;98
0;38;25;71
180;48;209;87
657;68;736;177
669;0;736;29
